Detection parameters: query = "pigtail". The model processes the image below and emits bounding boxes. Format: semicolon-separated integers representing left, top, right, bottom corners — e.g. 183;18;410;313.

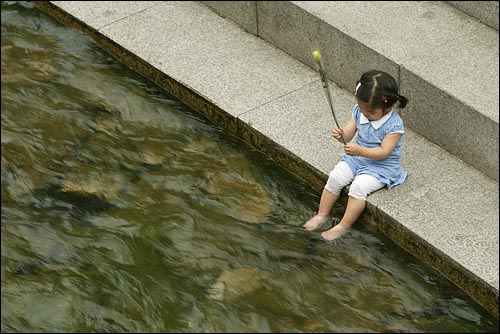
395;93;408;108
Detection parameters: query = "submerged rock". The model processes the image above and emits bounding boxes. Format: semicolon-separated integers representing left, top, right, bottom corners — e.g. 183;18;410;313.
209;265;270;302
60;179;119;202
184;139;218;153
43;170;125;214
206;171;274;223
59;167;124;203
2;44;59;82
44;184;114;215
94;115;118;132
140;148;167;166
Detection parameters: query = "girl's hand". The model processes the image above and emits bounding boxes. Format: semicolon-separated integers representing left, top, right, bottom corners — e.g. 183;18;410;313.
344;143;363;156
332;127;344;142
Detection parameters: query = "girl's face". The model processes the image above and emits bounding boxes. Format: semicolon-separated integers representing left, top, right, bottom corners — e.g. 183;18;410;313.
357;100;389;122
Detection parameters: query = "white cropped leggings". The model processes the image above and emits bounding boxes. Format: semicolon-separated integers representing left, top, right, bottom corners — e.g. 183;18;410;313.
325;161;384;201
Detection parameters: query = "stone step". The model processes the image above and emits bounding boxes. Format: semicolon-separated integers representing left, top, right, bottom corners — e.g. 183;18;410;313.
203;1;499;181
37;0;499;317
446;0;499;31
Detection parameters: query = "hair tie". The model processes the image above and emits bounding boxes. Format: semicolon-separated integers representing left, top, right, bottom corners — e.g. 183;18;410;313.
381;95;387;103
354;82;361;95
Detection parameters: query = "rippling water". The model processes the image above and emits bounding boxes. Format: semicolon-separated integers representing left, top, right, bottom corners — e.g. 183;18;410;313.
1;2;498;332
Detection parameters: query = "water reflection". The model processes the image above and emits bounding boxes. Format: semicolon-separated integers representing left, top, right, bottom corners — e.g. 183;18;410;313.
1;1;498;332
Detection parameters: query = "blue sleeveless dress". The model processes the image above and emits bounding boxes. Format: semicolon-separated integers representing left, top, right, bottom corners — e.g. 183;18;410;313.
342;105;408;189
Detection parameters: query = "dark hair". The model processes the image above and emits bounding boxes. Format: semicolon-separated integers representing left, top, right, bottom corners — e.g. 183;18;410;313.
354;70;408;109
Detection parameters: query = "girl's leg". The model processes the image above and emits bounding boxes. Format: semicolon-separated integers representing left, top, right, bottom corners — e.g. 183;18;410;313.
303;161;353;231
321;174;384;240
303;189;339;231
321;196;365;240
317;188;339;216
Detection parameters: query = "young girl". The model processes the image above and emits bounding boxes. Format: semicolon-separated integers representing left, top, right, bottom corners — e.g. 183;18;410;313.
304;70;409;240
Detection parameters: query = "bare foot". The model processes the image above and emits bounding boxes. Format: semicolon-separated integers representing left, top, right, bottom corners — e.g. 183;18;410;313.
303;215;332;231
321;224;349;240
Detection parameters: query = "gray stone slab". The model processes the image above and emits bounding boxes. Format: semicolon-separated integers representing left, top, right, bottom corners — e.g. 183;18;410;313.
257;1;322;77
316;20;400;95
292;1;499;123
400;69;499;181
52;1;162;30
200;1;258;36
97;1;318;118
239;79;355;175
257;1;400;93
402;25;499;125
447;0;499;31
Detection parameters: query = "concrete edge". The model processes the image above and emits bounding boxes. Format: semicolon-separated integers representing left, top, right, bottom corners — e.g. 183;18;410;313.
34;0;499;318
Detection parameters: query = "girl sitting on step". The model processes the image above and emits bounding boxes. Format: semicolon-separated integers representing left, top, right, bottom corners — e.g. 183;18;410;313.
304;70;409;240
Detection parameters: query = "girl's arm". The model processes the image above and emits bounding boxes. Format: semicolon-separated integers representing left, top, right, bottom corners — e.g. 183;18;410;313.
333;117;357;143
345;133;401;160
